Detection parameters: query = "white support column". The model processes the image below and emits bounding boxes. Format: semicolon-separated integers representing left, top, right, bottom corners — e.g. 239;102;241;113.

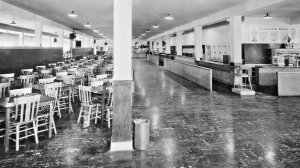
166;35;171;54
93;38;97;55
18;32;24;46
111;0;133;152
194;26;203;61
114;0;132;80
158;38;163;53
58;28;64;48
230;15;242;65
34;21;42;47
176;31;183;55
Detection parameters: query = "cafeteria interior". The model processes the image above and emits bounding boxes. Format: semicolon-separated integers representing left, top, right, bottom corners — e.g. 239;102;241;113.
0;0;300;167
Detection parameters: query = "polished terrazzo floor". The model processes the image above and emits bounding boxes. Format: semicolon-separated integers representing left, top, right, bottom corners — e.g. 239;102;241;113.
0;58;299;168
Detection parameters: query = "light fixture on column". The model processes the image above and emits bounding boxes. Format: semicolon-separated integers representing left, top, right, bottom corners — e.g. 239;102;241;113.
146;29;150;33
84;22;92;27
153;24;159;29
165;14;174;20
68;11;78;17
264;13;272;19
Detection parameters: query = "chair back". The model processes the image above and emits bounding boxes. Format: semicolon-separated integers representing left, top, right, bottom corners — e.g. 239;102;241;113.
14;94;41;124
20;75;35;85
90;81;104;88
45;87;58;101
74;70;84;77
0;82;10;98
21;69;33;75
61;75;75;85
36;66;46;71
78;85;92;104
45;82;62;97
9;87;32;97
0;73;15;83
23;82;33;88
40;69;53;78
56;71;68;77
96;74;108;80
39;77;55;85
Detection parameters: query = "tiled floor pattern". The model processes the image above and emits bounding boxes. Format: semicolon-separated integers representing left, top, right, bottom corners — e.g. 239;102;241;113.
0;58;299;168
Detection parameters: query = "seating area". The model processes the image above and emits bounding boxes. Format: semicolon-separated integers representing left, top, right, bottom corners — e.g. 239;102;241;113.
0;55;114;151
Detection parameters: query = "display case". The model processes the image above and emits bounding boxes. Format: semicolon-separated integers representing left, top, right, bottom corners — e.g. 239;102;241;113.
271;49;300;66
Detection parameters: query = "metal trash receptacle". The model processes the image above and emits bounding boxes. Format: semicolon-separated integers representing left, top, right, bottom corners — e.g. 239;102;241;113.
134;119;150;150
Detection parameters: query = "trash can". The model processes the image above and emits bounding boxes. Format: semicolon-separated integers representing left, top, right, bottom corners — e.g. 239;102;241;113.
134;119;150;150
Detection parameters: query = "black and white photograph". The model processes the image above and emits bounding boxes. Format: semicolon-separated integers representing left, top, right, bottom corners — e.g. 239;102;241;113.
0;0;299;167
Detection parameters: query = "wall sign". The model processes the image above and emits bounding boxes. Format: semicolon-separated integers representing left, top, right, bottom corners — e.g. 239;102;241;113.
249;26;297;43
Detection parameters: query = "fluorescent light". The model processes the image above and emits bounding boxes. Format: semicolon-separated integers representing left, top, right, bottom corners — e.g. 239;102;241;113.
264;13;272;19
84;22;91;27
165;14;174;20
68;11;78;17
153;24;159;29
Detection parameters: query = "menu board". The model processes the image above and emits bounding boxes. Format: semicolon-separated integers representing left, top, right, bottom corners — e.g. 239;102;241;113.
249;26;296;43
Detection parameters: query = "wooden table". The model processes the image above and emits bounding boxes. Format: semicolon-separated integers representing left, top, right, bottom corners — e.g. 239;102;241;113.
91;83;112;127
0;93;55;152
32;83;73;113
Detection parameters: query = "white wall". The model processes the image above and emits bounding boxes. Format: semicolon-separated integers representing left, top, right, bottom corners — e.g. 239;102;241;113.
182;32;195;45
0;33;19;46
170;36;176;46
203;24;231;60
203;24;230;45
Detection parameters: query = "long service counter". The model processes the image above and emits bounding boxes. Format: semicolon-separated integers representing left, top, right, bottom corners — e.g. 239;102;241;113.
147;53;300;96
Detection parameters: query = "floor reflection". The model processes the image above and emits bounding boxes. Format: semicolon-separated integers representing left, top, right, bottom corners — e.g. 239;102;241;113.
0;58;299;167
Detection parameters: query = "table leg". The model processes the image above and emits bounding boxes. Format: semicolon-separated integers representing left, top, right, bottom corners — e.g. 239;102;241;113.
49;102;53;138
5;108;10;152
101;85;106;127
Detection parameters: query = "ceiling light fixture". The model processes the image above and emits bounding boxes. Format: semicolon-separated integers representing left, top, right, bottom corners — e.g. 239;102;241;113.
153;24;159;29
99;32;103;36
85;22;92;27
141;33;146;36
93;28;99;32
10;20;16;25
264;13;272;19
68;11;78;17
165;14;174;20
146;29;150;33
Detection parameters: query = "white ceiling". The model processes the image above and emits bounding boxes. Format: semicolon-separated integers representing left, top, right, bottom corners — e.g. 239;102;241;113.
246;0;300;19
2;0;300;40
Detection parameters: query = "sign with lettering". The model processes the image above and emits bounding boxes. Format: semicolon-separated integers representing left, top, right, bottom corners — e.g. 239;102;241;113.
249;26;297;43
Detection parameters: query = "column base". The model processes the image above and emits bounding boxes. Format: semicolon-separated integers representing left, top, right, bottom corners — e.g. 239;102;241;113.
110;141;133;152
